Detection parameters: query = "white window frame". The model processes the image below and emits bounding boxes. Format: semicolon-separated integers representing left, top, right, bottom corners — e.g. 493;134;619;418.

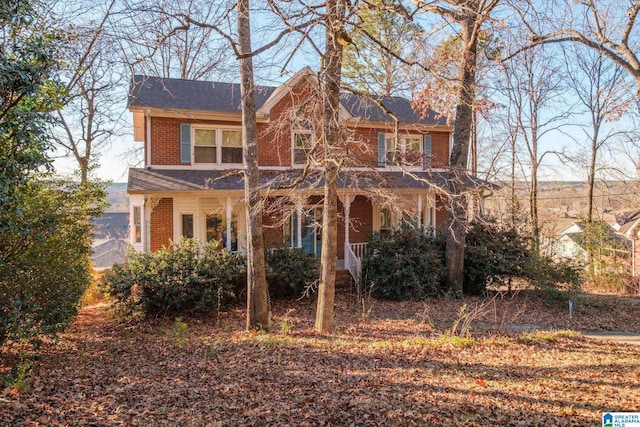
192;125;243;166
180;212;196;239
292;129;315;167
133;206;142;244
385;133;423;166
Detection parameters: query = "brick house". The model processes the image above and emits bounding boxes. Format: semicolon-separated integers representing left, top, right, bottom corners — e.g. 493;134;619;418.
127;68;463;280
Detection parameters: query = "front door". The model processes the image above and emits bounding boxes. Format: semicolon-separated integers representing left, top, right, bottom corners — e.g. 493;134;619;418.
286;207;322;257
300;207;322;257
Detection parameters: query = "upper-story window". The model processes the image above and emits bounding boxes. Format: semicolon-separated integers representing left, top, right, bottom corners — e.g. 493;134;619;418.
385;134;423;166
377;132;432;167
292;130;314;166
221;130;243;163
194;128;216;163
181;123;243;165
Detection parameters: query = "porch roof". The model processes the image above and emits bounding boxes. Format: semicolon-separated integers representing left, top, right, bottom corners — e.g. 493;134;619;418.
128;168;492;194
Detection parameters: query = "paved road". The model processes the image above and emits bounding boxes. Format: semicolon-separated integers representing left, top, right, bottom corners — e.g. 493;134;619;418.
582;331;640;345
474;322;640;345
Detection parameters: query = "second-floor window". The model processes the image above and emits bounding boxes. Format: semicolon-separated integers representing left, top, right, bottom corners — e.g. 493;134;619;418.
182;124;243;165
293;130;314;165
194;128;216;163
385;134;423;166
222;130;243;163
377;133;432;167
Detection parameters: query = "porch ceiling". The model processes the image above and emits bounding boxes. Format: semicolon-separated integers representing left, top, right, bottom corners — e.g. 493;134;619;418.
127;168;494;194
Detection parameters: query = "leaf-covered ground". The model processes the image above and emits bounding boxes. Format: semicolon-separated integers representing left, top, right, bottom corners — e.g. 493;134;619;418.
2;290;640;426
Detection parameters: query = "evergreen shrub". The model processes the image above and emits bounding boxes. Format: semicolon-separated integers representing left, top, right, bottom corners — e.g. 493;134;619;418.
266;247;318;298
361;227;446;300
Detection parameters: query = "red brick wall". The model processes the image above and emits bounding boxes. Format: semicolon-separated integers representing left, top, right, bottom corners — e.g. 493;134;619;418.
259;78;321;167
150;198;173;252
342;128;378;168
147;109;450;168
150;117;181;165
337;196;373;259
436;195;449;228
150;117;243;166
430;131;449;168
339;128;451;169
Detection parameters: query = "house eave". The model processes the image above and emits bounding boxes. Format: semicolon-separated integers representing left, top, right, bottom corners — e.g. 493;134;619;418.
344;118;453;132
129;106;270;122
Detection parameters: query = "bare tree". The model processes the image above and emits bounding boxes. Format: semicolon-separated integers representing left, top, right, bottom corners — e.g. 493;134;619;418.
116;0;234;80
234;0;271;330
521;0;640;98
499;42;570;253
50;0;123;183
565;46;631;222
413;0;499;293
563;44;631;274
314;0;347;333
124;0;321;330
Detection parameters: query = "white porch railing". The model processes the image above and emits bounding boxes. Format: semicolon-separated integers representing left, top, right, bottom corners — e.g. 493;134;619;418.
345;242;368;284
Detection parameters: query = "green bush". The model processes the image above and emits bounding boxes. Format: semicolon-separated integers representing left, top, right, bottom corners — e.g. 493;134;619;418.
524;255;583;297
0;179;105;347
102;238;245;317
361;227;446;300
265;248;318;298
464;220;584;296
464;220;530;295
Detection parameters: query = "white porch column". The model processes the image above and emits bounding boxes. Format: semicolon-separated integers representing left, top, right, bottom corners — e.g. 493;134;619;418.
225;197;233;250
417;194;423;230
342;195;354;246
296;203;303;248
144;197;161;253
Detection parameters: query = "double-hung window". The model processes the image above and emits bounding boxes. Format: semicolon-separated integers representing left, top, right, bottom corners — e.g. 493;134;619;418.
378;133;431;167
221;130;242;164
385;135;400;165
194;128;217;163
404;136;422;166
183;124;243;165
292;130;314;166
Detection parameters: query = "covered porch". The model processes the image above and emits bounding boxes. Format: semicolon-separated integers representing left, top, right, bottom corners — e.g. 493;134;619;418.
127;168;454;282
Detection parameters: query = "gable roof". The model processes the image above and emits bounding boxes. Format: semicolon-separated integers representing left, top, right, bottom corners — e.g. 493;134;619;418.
129;72;447;126
128;75;276;113
92;212;129;240
339;92;447;125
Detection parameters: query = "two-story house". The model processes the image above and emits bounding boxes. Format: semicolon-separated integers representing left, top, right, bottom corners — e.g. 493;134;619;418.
127;67;456;279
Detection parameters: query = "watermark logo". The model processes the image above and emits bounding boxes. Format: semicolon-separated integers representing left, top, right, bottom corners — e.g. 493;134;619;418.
603;412;640;427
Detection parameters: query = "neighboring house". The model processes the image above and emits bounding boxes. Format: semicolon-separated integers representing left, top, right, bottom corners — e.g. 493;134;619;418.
613;210;640;277
92;212;129;270
126;68;482;280
544;220;588;261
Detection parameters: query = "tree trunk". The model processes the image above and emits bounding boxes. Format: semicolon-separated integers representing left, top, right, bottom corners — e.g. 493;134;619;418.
586;124;599;277
315;0;344;333
530;159;539;255
238;0;269;330
445;16;477;295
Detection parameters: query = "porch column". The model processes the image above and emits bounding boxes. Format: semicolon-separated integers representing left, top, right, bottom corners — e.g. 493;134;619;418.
144;197;161;253
342;195;354;246
296;203;303;249
417;194;423;230
226;197;232;250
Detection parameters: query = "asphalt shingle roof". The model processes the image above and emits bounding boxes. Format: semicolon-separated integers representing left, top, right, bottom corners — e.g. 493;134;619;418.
127;168;489;193
128;75;276;113
129;74;447;125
